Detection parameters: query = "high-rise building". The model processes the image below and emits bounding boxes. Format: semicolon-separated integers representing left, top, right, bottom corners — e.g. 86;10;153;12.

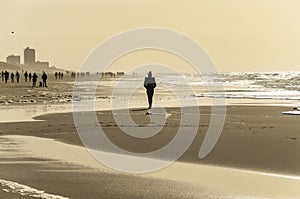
6;55;20;65
24;47;35;65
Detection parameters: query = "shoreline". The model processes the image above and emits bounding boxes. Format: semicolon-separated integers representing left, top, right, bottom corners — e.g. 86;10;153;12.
1;134;300;198
1;76;300;198
1;105;300;176
0;98;298;123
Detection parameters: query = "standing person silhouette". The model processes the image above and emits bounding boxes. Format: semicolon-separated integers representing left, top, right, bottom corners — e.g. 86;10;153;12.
41;71;48;87
4;71;9;83
1;71;4;81
24;71;28;82
29;73;32;82
144;71;156;109
11;72;14;83
16;71;20;83
32;73;38;87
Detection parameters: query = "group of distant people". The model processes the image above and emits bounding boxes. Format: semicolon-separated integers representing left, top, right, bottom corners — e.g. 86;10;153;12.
1;71;20;83
69;72;90;79
1;71;21;84
54;72;64;80
70;71;124;79
1;70;48;88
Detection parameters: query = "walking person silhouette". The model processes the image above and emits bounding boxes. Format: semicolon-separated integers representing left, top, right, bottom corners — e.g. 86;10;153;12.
144;71;156;109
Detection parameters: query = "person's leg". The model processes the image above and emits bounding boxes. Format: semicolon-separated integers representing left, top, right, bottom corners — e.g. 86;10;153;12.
149;96;152;109
147;93;153;109
147;95;150;109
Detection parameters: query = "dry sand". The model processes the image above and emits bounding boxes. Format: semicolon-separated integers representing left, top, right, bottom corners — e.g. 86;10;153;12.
0;74;74;105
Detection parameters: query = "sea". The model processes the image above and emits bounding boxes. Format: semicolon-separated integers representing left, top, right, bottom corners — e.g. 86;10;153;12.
73;71;300;108
1;71;300;123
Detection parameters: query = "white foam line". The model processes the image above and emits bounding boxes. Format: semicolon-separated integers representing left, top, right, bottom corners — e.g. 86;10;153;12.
0;179;69;199
283;111;300;115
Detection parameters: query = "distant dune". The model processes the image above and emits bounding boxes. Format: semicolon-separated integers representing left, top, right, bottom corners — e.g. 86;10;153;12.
0;61;66;73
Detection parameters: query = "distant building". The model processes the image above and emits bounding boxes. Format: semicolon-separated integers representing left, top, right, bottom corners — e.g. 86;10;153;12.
34;61;49;68
24;47;50;68
6;55;20;65
24;47;35;65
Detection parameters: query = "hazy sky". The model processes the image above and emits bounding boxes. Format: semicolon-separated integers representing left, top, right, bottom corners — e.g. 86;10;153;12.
1;0;300;72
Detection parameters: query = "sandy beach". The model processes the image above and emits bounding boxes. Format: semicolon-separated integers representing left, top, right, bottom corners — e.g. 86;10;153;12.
1;103;300;198
0;69;299;198
0;70;300;198
1;105;300;175
3;1;300;198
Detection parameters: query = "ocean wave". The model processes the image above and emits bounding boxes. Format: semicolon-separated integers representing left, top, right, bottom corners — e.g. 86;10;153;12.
0;179;69;199
194;90;300;100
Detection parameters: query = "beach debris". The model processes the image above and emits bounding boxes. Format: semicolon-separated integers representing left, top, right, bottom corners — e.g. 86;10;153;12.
285;137;297;141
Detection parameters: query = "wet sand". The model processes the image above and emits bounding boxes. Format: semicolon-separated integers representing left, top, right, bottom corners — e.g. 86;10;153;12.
0;158;207;199
1;106;300;175
0;105;300;198
0;136;225;199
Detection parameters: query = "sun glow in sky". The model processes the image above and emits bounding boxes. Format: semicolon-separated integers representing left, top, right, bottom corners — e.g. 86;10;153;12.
1;0;300;72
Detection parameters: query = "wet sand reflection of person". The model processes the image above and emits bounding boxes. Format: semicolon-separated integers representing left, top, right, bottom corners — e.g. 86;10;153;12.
144;71;156;109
